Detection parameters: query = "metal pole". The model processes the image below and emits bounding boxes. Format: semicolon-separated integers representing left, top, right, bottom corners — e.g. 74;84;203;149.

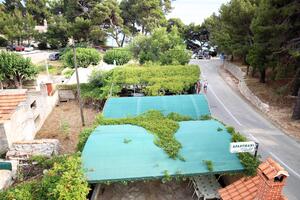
254;142;259;158
73;45;85;126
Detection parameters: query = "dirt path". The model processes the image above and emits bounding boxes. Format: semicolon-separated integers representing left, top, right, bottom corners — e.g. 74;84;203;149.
36;101;98;154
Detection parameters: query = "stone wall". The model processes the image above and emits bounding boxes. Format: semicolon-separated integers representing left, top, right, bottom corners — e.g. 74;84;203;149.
58;90;76;101
223;61;246;81
223;61;270;113
6;139;60;160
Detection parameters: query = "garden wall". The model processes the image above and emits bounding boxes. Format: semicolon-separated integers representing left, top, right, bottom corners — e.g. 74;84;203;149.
223;61;270;113
0;86;59;154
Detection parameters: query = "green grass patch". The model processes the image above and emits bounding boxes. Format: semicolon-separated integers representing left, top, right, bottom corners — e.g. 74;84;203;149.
203;160;214;172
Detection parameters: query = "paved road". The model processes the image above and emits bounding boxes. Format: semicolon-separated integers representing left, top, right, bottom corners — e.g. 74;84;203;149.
191;59;300;200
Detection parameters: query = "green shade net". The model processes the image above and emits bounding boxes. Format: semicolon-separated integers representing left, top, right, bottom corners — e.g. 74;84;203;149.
82;120;244;183
103;94;210;119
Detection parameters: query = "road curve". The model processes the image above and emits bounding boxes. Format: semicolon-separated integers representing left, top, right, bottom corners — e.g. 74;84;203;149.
191;59;300;200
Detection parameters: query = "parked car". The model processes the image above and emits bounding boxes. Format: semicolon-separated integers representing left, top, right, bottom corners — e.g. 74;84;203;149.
24;45;34;52
195;53;204;59
49;52;60;61
15;45;25;51
6;45;16;51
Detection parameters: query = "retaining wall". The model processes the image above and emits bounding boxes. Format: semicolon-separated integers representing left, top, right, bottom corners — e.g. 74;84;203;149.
223;61;270;113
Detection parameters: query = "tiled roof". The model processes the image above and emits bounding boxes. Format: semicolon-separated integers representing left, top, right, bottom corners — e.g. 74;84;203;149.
219;158;288;200
0;91;26;122
259;157;288;180
219;176;260;200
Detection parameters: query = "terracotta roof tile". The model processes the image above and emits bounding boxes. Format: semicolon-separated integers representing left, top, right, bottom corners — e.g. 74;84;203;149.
219;158;288;200
0;91;26;122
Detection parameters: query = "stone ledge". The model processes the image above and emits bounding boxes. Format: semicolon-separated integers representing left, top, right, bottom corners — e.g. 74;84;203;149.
223;62;270;114
6;139;60;160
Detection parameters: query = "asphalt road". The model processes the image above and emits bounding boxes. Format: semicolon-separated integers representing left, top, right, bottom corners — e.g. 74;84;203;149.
191;59;300;200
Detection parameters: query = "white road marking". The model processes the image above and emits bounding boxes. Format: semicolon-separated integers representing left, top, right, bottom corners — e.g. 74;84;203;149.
269;152;300;179
208;86;243;127
249;134;259;143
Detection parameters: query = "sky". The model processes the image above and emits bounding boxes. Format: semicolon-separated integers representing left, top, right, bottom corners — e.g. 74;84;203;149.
167;0;230;25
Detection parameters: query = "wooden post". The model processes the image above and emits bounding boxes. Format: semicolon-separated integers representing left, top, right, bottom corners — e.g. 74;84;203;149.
73;45;85;126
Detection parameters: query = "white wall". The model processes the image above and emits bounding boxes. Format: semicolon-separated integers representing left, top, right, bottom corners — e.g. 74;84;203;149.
0;86;59;154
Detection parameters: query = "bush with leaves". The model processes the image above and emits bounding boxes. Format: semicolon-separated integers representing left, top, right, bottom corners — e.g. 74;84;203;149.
0;51;37;88
226;126;260;176
79;64;200;101
77;127;95;152
63;47;101;68
129;27;191;65
0;154;90;200
103;49;132;65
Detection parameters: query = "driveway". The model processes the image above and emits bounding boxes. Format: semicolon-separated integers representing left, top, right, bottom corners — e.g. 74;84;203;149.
20;50;54;64
190;59;300;200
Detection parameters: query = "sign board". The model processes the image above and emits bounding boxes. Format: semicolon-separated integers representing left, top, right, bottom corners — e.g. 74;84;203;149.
230;141;256;153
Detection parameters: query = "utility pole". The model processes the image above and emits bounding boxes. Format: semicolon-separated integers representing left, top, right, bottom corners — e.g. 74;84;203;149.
73;43;85;126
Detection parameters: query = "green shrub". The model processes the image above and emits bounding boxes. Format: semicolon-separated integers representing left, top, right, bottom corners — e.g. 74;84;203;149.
225;125;260;176
62;68;74;78
226;126;235;134
0;154;90;200
63;48;101;68
0;36;8;47
159;45;191;65
199;114;212;120
103;49;132;65
203;160;214;172
77;127;95;152
41;155;90;200
0;181;36;200
80;64;200;101
238;153;260;176
166;112;192;121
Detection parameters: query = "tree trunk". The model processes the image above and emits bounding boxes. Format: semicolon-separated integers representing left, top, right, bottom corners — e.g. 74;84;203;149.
259;68;266;83
292;89;300;120
251;66;256;77
291;68;300;96
121;34;126;47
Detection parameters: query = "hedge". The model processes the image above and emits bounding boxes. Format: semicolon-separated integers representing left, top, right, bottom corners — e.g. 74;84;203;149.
63;48;101;68
103;49;132;65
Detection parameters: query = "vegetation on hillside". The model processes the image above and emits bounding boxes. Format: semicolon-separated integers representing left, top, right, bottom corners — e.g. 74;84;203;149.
0;154;90;200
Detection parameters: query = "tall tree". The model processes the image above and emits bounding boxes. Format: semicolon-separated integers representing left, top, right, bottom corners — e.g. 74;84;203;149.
46;15;70;48
183;23;209;53
120;0;170;35
25;0;49;25
2;10;36;44
91;0;126;47
248;0;300;83
3;0;24;12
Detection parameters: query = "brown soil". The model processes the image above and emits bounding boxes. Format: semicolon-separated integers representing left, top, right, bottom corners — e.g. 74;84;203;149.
36;101;98;154
220;65;300;140
98;180;194;200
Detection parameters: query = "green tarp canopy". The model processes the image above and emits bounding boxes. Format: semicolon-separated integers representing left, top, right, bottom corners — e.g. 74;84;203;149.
103;94;210;119
82;120;244;183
